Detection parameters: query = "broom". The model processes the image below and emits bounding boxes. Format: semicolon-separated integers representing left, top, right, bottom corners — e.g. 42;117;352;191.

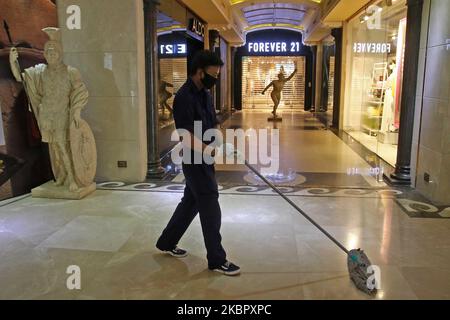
240;155;378;295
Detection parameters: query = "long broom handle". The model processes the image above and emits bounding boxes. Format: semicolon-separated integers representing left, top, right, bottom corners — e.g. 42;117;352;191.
243;159;350;255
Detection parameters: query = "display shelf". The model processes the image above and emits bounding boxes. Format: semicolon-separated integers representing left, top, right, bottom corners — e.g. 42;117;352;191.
362;62;388;134
362;125;379;136
368;100;384;105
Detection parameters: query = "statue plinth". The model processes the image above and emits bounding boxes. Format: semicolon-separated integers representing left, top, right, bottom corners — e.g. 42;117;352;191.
32;181;96;200
268;116;282;122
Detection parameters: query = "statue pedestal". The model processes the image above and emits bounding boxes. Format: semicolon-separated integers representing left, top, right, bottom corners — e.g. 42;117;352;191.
268;116;282;122
32;181;96;200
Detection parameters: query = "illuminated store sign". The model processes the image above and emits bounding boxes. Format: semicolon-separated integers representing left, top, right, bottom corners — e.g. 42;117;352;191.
158;32;187;58
160;43;187;56
239;29;307;57
353;42;391;54
189;18;205;38
248;41;302;54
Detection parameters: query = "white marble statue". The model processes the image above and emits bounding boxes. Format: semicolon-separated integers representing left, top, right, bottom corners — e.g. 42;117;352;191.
9;27;96;199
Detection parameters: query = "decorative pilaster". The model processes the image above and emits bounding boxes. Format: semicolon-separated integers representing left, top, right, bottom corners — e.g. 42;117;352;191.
385;0;424;185
314;43;323;111
331;28;343;129
143;0;165;179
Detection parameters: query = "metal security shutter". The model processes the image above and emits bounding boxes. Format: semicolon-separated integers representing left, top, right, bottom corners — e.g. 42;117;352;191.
242;56;305;110
159;58;188;106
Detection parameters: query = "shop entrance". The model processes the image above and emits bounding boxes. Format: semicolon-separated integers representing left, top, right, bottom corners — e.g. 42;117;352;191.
241;56;305;110
158;57;188;127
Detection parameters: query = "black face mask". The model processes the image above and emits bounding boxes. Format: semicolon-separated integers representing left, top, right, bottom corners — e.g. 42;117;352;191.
201;70;218;89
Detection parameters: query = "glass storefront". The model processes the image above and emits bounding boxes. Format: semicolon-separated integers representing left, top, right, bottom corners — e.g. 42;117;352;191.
317;42;336;127
156;8;188;130
234;29;314;111
324;48;336;112
343;0;407;166
242;56;305;110
209;32;229;115
156;0;206;154
217;36;229;114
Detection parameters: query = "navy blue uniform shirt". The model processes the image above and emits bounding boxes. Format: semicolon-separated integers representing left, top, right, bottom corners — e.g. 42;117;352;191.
173;77;218;144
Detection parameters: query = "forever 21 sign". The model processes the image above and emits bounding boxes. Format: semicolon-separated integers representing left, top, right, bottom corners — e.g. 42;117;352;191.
248;41;302;54
240;30;306;57
189;18;205;38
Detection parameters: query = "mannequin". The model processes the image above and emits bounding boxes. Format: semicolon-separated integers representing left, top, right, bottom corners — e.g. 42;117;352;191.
381;60;397;133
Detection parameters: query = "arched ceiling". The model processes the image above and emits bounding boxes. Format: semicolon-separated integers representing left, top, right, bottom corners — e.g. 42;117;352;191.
230;0;322;34
179;0;381;45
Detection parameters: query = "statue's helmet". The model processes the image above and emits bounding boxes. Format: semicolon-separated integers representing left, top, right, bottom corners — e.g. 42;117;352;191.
42;27;63;64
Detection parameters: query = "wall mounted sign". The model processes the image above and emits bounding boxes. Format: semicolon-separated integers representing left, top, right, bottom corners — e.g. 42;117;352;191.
160;43;187;56
158;32;187;58
189;18;205;38
353;42;391;54
248;41;302;54
239;30;307;57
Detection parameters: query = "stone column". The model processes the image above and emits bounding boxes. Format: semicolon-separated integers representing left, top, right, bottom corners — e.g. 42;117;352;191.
314;43;323;111
385;0;424;185
209;29;220;52
308;45;317;112
144;0;165;178
331;28;343;129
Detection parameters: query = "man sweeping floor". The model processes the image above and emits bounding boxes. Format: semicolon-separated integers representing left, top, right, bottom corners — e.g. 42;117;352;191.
156;50;240;276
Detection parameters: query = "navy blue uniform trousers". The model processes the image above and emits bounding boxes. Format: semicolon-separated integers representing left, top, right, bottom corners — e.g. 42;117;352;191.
156;162;227;269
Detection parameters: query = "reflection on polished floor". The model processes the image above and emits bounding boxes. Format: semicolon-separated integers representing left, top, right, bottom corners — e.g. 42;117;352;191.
346;130;398;167
1;110;450;300
166;110;389;188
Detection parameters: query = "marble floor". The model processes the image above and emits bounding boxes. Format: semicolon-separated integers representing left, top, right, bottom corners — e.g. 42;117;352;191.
219;110;391;179
163;110;390;188
1;110;449;300
1;188;450;300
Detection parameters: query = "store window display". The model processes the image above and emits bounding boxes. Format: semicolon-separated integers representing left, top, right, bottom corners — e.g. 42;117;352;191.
380;60;397;134
156;12;187;130
235;29;313;111
342;0;407;166
156;0;207;155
